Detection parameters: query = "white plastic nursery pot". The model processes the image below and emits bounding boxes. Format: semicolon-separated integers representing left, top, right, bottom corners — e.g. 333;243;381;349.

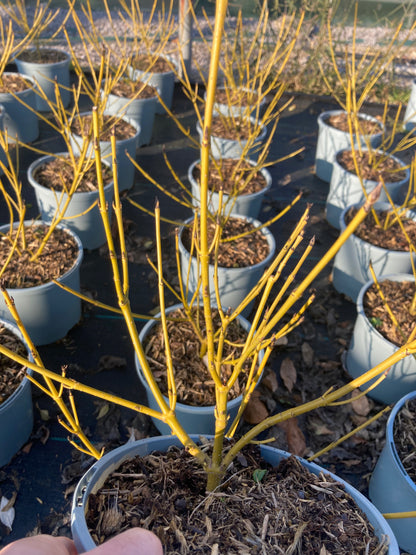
0;319;34;467
369;390;416;554
71;435;399;553
134;303;263;435
128;54;179;114
102;83;158;146
325;149;410;229
403;78;416;132
69;112;141;192
332;202;416;302
188;158;272;218
15;49;71;111
315;110;383;183
0;221;83;346
196;113;268;160
0;72;39;143
178;215;276;317
345;273;416;404
28;153;114;250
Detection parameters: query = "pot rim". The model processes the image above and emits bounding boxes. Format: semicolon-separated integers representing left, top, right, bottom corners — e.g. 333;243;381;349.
69;111;141;145
317;109;384;137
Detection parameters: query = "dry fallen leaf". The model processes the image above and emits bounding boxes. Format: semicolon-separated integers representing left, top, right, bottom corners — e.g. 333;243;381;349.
309;417;334;436
278;418;306;456
243;390;268;424
351;389;371;417
262;370;278;393
301;342;314;367
280;357;297;392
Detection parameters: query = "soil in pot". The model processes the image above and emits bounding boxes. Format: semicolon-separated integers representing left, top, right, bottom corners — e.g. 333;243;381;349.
192;158;267;196
181;216;270;268
0;325;28;405
214;87;260;107
0;224;79;288
130;54;172;73
0;74;33;94
109;79;157;100
393;397;416;483
325;112;382;135
344;207;416;251
142;306;252;406
363;279;415;348
32;157;113;193
70;114;137;142
336;150;407;183
211;115;257;141
85;442;388;553
16;48;67;64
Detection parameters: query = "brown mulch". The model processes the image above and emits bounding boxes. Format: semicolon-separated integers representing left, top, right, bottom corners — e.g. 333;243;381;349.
86;442;388;554
109;79;157;99
211;115;256;141
70;114;137;142
0;325;28;404
214;88;259;107
0;74;33;94
345;207;416;251
181;216;270;268
325;112;382;135
0;224;79;288
17;48;67;64
192;158;267;195
336;150;408;183
142;306;251;406
130;54;172;73
393;398;416;483
33;157;113;193
363;279;416;347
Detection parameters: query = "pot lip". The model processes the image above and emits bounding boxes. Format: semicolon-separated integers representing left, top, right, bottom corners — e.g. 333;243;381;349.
385;390;416;491
178;213;276;272
15;47;71;66
27;152;114;197
196;111;268;144
188;157;272;200
317;109;384;135
0;219;84;293
135;302;263;412
69;111;141;144
71;434;398;553
340;201;416;254
0;317;34;412
333;148;410;186
356;272;415;344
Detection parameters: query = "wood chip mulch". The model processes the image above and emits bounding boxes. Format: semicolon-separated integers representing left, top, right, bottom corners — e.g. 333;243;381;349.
33;157;113;193
0;225;79;288
142;306;251;406
325;112;381;135
181;216;270;268
211;115;257;141
0;325;27;405
336;150;408;183
17;48;67;64
346;207;416;251
214;88;259;107
363;279;416;347
393;398;416;483
192;158;267;196
70;114;137;142
0;74;33;94
130;54;172;73
109;79;158;100
86;442;388;554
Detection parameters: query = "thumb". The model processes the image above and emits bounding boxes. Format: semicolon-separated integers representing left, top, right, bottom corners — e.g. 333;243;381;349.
88;528;163;555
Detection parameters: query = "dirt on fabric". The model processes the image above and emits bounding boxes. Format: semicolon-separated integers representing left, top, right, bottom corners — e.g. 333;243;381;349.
181;216;270;268
0;224;79;288
0;326;28;405
363;279;416;347
85;442;388;554
192;158;267;196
